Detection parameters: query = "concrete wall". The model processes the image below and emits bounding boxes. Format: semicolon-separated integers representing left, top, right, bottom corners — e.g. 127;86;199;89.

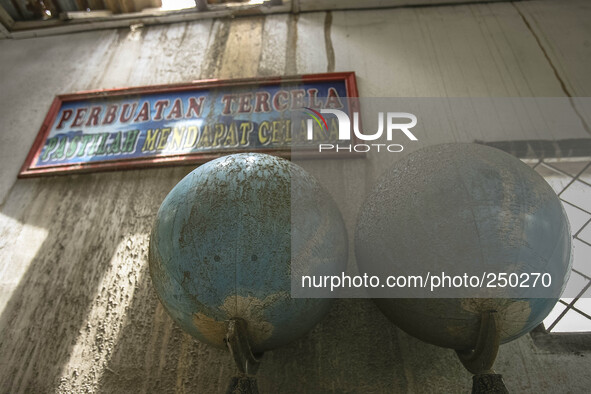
0;1;590;392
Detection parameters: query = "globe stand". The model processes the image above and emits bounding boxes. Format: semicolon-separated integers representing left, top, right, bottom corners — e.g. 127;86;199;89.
471;374;509;394
456;311;508;393
225;318;263;394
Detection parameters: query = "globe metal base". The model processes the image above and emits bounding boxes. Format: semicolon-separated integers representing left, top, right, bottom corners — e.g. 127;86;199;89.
226;375;259;394
472;374;509;394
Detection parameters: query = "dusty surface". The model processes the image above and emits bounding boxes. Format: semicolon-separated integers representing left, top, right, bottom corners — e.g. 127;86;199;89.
0;1;590;393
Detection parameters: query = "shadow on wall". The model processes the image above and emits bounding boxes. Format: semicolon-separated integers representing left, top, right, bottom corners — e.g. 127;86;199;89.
96;265;233;393
0;167;188;392
98;295;418;393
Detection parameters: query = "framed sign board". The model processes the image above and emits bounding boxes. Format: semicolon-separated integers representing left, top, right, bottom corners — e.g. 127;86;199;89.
19;72;359;178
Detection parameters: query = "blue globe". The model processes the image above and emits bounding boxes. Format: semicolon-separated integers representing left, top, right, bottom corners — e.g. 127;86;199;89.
149;153;347;352
355;143;572;349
